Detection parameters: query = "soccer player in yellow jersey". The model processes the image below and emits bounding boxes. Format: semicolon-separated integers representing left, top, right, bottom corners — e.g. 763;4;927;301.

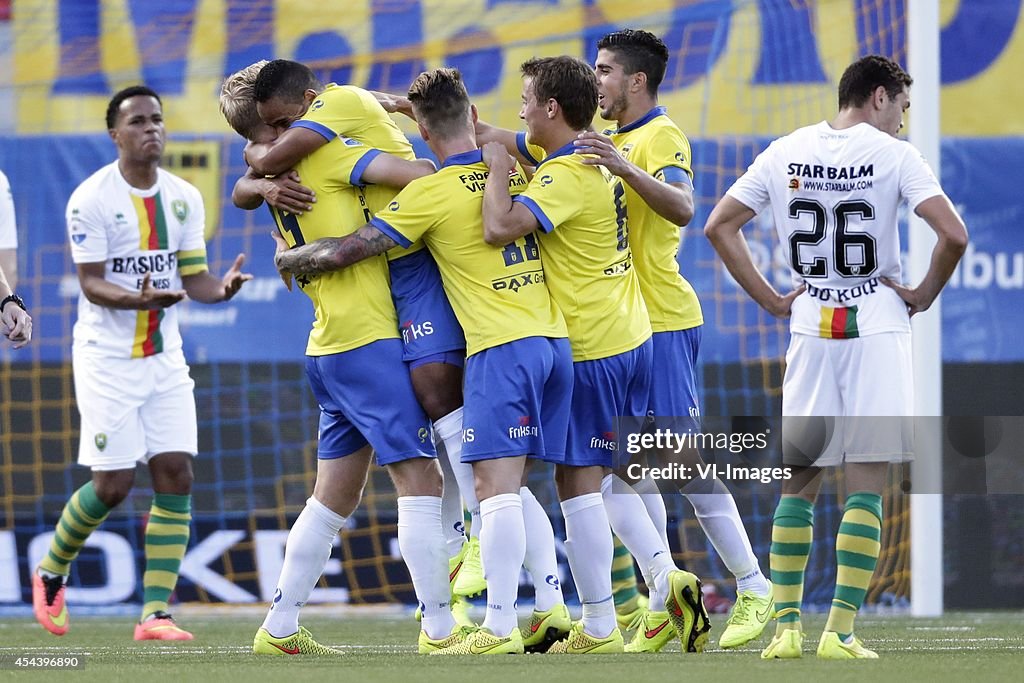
246;61;483;593
480;55;707;654
573;29;774;651
219;64;461;655
272;67;573;656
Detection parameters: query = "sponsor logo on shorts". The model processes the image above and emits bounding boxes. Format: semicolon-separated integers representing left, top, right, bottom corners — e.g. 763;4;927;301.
462;428;475;443
418;427;430;443
508;416;538;439
94;433;107;451
590;431;617;451
401;320;434;344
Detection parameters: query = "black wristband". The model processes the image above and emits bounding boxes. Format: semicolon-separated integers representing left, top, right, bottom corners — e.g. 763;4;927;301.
0;294;26;313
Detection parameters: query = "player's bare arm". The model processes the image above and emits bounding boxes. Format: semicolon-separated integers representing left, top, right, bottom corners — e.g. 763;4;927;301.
475;119;536;168
0;249;16;290
361;154;435;188
574;131;694;226
77;262;186;310
481;142;538;244
371;91;415;119
182;254;253;303
705;195;805;318
232;168;316;215
881;194;968;315
272;225;397;290
246;126;328;177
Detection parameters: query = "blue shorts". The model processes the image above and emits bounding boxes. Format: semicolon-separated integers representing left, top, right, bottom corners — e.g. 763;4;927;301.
565;339;653;468
305;338;436;464
648;327;702;430
388;249;466;363
461;336;573;463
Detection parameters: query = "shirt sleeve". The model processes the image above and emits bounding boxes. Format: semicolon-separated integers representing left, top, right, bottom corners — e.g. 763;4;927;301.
0;171;16;249
67;188;109;264
645;126;694;189
299;86;370;140
369;180;435;248
177;184;209;276
897;142;946;211
725;140;776;214
513;159;582;234
322;137;382;189
515;131;544;167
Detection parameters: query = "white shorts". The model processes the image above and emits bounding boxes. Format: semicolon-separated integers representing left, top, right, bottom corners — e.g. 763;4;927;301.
782;332;913;467
73;347;198;471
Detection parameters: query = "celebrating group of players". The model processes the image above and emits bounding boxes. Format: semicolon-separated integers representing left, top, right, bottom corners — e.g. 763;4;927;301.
29;26;966;661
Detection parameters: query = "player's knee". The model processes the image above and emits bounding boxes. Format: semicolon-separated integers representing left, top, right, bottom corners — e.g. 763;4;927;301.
150;454;194;495
92;472;134;507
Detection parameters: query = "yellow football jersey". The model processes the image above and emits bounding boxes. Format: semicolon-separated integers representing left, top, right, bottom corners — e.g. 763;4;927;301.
296;83;425;260
271;136;398;356
514;143;651;361
369;149;567;357
605;107;703;331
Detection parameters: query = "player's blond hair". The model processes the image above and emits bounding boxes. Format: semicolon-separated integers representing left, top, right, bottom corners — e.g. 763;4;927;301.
219;60;268;140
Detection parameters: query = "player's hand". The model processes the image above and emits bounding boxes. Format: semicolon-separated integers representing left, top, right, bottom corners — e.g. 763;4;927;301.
372;91;415;119
481;142;514;171
573;131;630;176
768;283;806;318
270;230;294;292
881;277;931;316
138;273;187;310
260;172;315;215
221;253;254;301
1;303;32;349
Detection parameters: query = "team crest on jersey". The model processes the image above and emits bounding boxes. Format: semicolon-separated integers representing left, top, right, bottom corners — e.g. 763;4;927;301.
171;199;188;224
94;433;107;451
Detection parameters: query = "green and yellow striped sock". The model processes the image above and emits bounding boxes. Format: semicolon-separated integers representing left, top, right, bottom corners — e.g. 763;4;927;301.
770;496;814;636
38;482;111;577
611;534;640;609
825;492;882;640
141;493;191;620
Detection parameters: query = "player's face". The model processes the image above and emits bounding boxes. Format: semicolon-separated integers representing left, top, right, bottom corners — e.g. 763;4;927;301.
248;121;278;144
111;95;165;163
520;78;546;145
881;86;910;137
594;49;630;121
257;94;308;134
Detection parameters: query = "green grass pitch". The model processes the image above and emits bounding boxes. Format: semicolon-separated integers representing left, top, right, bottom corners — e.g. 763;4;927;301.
2;609;1021;682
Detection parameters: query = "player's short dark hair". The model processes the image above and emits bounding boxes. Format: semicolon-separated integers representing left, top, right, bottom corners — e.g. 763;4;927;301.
253;59;323;103
520;56;598;131
106;85;161;130
838;55;913;109
408;68;472;140
596;29;669;96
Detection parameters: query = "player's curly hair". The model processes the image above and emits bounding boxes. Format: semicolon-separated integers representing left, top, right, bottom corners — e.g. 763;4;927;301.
408;68;472;139
219;60;268;140
253;59;322;103
105;85;161;130
520;56;598;131
597;29;669;96
838;55;913;109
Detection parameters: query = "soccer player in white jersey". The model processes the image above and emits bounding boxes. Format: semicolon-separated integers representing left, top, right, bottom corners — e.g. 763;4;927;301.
0;169;30;348
705;55;967;659
573;29;771;652
32;86;252;641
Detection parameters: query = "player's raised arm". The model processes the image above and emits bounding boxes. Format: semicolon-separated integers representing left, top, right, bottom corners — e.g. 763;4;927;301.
232;168;316;215
574;130;694;226
76;262;186;310
705;195;803;318
182;254;253;303
480;142;539;244
245;126;328;177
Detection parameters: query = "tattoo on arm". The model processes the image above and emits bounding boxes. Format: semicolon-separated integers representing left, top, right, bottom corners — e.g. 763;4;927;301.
276;225;398;277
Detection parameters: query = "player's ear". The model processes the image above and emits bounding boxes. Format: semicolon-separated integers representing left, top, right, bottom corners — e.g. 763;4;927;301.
417;121;430;142
872;85;888;110
546;98;558;120
633;71;647;93
470;103;479;125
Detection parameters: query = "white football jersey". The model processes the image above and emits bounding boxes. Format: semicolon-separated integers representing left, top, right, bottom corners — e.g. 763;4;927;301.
0;170;17;250
728;121;945;339
67;162;208;358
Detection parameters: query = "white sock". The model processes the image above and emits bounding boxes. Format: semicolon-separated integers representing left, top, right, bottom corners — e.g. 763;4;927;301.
560;492;616;638
520;486;563;611
479;493;525;637
435;408;480;540
682;478;769;596
433;419;467;558
601;474;674;607
631;476;672;553
397;496;455;639
262;496;345;637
